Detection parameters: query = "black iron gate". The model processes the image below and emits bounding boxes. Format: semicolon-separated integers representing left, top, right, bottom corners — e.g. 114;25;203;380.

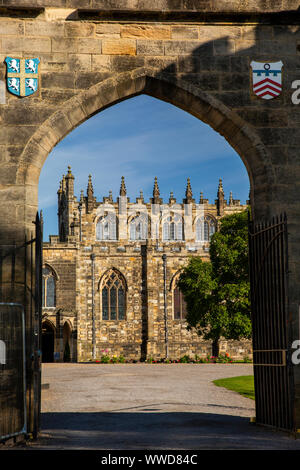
0;212;43;441
248;213;294;431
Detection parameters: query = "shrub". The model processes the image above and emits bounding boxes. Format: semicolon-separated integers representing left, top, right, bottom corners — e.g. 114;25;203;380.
179;355;191;363
100;354;110;363
215;353;233;363
243;355;252;363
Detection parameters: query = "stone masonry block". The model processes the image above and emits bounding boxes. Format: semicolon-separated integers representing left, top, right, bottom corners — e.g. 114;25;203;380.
41;72;75;89
25;21;64;37
0;126;34;146
40;53;68;72
51;37;79;53
69;54;92;71
171;26;198;39
95;24;121;38
91;54;111;71
75;72;110;89
164;40;213;56
0;19;24;36
77;38;102;54
2;37;51;53
121;25;170;39
109;55;145;72
102;39;136;55
136;40;164;56
64;22;95;37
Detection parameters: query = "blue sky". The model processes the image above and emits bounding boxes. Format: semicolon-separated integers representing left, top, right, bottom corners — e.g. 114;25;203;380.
38;94;250;241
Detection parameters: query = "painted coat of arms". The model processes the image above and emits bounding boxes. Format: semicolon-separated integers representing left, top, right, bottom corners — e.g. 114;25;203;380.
5;57;40;97
250;61;283;100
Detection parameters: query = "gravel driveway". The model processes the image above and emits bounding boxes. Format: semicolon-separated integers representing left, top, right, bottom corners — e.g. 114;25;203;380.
19;363;300;450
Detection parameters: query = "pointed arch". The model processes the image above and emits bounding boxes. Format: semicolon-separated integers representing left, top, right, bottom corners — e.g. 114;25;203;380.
42;264;57;308
99;268;127;321
19;67;272;221
41;319;56;363
195;214;217;242
170;269;187;321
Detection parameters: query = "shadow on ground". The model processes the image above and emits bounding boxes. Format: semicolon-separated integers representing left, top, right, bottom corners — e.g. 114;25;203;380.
24;411;300;450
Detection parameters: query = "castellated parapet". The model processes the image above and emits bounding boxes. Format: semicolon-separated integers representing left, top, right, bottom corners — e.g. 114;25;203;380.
42;168;251;362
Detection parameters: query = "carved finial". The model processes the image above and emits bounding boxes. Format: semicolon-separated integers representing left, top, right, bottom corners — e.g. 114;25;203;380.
80;189;84;202
109;190;113;201
120;176;127;196
199;191;204;204
87;174;93;196
60;175;66;195
66;165;74;178
57;180;62;194
169;191;176;203
229;191;233;205
153;176;160;199
185;177;193;202
217;178;224;198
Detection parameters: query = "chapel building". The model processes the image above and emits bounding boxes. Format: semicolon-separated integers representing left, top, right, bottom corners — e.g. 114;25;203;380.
41;167;252;362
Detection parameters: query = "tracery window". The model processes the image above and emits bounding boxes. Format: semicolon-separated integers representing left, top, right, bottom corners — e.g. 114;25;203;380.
42;266;56;308
101;269;126;320
172;273;187;320
195;216;216;242
162;215;183;241
129;214;148;241
96;213;117;240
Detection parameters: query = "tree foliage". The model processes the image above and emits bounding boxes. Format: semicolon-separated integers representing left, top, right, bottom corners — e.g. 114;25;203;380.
178;209;251;351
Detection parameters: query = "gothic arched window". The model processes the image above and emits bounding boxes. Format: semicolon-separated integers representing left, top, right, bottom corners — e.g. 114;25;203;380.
195;216;216;242
96;213;117;240
42;266;56;308
162;215;183;241
101;269;126;320
172;272;187;320
129;214;148;241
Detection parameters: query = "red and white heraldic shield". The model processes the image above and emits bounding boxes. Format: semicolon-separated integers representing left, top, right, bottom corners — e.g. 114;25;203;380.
250;61;283;100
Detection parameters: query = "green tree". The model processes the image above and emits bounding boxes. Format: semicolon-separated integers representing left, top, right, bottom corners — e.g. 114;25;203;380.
178;209;251;356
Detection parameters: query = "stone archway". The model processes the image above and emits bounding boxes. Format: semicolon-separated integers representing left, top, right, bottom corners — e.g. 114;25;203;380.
62;321;72;362
1;2;300;438
42;320;55;363
19;68;271;226
14;68;294;433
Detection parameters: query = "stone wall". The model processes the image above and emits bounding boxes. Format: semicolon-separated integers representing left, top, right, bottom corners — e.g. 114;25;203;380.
44;239;253;362
1;0;300;430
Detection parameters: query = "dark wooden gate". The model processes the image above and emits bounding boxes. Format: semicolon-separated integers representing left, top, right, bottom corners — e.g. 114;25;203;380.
248;213;294;431
0;212;43;441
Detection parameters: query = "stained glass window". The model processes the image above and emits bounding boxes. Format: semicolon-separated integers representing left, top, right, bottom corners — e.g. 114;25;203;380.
173;273;187;320
42;266;56;308
101;269;126;320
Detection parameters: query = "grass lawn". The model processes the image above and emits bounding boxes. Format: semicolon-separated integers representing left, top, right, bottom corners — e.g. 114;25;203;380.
213;375;255;400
